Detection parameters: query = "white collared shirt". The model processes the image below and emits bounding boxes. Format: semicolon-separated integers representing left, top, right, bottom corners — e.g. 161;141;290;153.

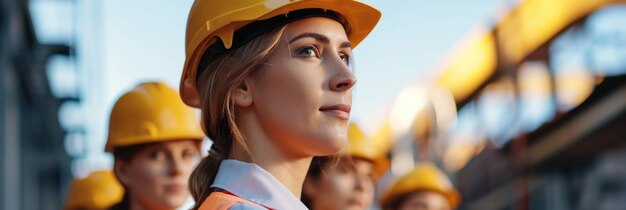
211;159;309;210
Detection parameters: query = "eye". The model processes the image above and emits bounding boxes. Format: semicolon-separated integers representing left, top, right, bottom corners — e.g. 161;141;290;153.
148;150;165;161
182;149;198;160
337;166;350;174
340;53;351;66
336;164;356;175
296;45;320;58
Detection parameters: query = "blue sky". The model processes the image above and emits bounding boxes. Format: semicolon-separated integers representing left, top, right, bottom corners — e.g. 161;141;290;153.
98;0;505;131
32;0;507;176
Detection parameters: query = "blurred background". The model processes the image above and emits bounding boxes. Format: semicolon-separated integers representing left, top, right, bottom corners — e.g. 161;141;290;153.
2;0;626;209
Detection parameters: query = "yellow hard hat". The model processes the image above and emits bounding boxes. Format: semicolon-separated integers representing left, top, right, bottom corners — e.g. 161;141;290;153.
345;123;390;177
346;123;378;160
65;171;124;210
380;162;461;209
180;0;382;107
105;82;205;152
372;122;393;155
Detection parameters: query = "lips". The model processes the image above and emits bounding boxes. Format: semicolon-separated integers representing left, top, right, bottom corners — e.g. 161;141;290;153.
165;183;185;194
348;198;366;208
320;104;351;120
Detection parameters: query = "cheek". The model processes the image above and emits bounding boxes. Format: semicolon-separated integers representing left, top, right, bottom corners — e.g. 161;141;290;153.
251;57;349;155
181;158;200;177
252;64;326;136
126;161;165;190
256;66;323;115
326;173;356;194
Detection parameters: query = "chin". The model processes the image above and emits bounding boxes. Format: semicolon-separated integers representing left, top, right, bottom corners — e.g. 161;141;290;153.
160;196;187;209
311;135;347;156
346;205;366;210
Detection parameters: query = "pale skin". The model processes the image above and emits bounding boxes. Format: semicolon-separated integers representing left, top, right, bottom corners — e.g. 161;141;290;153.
115;140;201;210
304;158;377;210
230;17;356;198
398;191;452;210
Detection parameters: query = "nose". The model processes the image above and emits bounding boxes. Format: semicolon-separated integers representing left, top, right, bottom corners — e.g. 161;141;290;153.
354;175;366;192
167;155;184;176
354;173;374;194
328;56;357;92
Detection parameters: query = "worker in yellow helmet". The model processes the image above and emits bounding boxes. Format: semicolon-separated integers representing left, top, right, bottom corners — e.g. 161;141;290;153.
380;163;461;210
179;0;381;209
105;82;205;210
65;171;124;210
302;123;389;210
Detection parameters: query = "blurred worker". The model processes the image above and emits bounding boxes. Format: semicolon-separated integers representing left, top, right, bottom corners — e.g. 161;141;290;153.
65;170;124;210
106;82;204;210
302;123;389;210
380;163;461;210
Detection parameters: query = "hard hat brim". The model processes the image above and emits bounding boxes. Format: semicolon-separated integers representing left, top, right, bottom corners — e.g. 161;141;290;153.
106;134;204;153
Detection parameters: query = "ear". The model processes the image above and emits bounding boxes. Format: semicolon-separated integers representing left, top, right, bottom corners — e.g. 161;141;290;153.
233;79;253;107
181;75;201;108
114;159;132;187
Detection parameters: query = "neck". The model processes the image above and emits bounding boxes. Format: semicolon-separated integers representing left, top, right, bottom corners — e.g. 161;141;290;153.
232;111;313;199
255;153;312;199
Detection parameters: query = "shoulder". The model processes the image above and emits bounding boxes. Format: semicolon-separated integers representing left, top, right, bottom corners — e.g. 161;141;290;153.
228;202;267;210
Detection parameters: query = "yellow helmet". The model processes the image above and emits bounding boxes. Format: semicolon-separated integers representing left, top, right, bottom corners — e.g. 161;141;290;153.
105;82;205;152
345;123;390;177
380;162;461;209
65;171;124;210
180;0;382;107
346;123;378;160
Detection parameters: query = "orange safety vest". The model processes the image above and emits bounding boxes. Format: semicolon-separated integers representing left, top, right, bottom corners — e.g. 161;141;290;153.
198;191;271;210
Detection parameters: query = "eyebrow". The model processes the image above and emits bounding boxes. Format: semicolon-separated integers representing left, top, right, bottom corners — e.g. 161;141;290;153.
288;32;352;49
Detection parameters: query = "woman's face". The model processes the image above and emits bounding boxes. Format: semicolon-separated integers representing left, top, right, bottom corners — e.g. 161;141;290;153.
305;158;377;210
398;191;451;210
115;140;200;210
246;17;356;156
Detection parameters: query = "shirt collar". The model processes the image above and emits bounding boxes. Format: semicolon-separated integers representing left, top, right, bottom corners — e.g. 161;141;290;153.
212;159;309;210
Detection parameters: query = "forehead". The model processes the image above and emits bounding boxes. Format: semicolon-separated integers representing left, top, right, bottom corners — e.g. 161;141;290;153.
282;17;349;43
146;140;200;150
352;158;375;170
406;191;450;207
324;157;375;171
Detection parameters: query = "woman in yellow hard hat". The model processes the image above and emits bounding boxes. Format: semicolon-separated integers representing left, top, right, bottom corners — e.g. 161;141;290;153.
302;123;389;210
105;82;204;210
179;0;381;209
380;163;461;210
65;171;124;210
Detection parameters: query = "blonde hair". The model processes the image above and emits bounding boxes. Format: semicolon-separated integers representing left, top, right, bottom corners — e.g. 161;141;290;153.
189;26;286;209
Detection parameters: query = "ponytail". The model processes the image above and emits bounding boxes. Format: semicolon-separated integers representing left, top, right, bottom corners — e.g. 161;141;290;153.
189;117;233;209
187;27;286;209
